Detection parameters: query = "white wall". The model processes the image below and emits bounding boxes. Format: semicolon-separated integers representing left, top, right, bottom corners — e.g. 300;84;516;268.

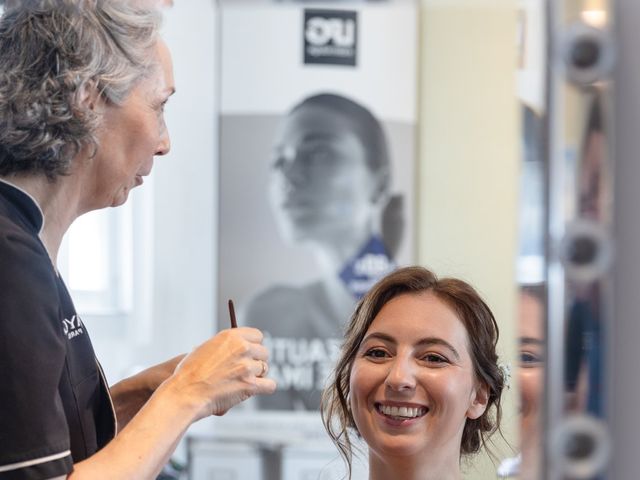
419;0;520;477
141;0;219;367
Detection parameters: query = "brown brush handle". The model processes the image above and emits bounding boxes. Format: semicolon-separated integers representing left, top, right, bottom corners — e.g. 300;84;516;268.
228;299;237;328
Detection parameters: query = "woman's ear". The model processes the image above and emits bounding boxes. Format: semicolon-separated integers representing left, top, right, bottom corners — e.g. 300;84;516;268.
369;168;390;205
467;382;490;420
77;80;101;111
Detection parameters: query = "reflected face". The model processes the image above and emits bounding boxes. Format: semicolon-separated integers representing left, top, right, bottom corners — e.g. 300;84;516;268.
91;40;175;209
268;104;378;244
349;292;487;461
518;290;544;447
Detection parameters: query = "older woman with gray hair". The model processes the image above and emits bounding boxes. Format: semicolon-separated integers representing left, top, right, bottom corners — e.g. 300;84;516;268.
0;1;275;479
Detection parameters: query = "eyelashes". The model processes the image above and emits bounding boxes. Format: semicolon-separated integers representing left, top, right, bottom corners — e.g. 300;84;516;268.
364;347;389;359
362;347;450;365
520;350;543;367
422;353;448;364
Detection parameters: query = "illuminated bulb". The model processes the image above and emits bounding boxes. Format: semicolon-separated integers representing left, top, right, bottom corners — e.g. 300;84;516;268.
581;0;608;28
581;10;608;28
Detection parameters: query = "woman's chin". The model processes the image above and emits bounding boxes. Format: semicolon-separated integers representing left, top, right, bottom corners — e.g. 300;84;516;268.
109;189;131;208
369;439;426;460
274;218;315;244
275;216;357;247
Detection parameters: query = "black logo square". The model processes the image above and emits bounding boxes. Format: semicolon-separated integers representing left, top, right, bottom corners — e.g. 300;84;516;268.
303;9;358;67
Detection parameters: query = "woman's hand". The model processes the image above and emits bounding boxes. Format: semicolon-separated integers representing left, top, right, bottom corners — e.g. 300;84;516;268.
73;328;275;479
162;327;276;420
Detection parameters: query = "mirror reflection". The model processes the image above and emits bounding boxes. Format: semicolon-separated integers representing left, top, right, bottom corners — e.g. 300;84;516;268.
518;284;545;479
545;0;613;478
507;101;546;480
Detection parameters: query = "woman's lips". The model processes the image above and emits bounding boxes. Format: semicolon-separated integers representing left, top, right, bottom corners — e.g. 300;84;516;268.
277;198;319;215
375;402;428;426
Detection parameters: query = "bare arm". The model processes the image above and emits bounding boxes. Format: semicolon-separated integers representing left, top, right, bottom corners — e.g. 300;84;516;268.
66;327;276;479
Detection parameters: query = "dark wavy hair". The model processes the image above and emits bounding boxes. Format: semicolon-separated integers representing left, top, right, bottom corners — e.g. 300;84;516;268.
0;0;161;179
321;265;505;478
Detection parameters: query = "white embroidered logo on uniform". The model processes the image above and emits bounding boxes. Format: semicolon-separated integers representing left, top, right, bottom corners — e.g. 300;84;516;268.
62;315;84;340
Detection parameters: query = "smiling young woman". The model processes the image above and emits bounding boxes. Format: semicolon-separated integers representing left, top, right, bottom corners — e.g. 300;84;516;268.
321;266;505;480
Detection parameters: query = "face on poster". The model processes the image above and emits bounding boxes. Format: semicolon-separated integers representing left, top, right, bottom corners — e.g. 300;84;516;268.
217;0;418;416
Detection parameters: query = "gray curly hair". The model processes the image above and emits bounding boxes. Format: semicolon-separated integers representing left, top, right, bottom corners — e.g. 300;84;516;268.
0;0;161;179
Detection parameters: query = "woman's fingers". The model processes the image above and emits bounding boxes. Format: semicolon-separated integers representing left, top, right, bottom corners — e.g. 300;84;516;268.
169;326;277;419
251;344;270;362
256;376;277;393
213;376;277;416
228;326;264;343
256;359;268;378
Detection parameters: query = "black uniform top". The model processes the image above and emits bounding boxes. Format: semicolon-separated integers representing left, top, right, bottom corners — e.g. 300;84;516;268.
0;180;116;480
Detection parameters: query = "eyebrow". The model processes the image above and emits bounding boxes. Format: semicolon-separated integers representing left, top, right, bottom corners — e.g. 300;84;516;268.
362;332;461;361
520;337;544;346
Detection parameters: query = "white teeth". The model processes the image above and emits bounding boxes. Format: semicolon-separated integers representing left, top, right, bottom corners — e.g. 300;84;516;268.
379;405;426;418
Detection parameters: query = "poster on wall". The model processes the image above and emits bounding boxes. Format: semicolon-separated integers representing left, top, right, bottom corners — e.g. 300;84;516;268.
215;0;418;437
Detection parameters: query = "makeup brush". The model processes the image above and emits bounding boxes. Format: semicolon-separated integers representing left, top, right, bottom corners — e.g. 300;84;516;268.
228;299;237;328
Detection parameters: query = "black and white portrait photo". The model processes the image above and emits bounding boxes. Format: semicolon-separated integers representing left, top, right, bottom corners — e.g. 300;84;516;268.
216;1;417;418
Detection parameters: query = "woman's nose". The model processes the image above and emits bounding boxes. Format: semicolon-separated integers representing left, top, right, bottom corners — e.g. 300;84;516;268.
156;127;171;156
272;150;307;187
384;357;417;392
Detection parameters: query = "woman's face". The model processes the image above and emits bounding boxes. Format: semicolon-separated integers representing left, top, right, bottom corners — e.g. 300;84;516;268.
268;104;378;244
90;40;174;210
518;291;544;450
349;292;488;461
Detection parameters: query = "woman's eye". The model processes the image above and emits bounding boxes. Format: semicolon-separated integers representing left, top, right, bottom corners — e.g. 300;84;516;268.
299;145;333;167
423;353;447;364
364;348;389;359
520;351;542;366
158;100;168;114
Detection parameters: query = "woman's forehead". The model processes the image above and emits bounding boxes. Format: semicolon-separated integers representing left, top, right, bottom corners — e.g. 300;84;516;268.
363;293;472;351
275;109;365;154
284;104;358;134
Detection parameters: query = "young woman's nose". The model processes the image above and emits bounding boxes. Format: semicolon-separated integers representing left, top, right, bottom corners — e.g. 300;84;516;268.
272;150;307;188
384;356;417;392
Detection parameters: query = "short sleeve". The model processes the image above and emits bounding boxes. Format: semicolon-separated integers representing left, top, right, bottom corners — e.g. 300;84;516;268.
0;228;73;479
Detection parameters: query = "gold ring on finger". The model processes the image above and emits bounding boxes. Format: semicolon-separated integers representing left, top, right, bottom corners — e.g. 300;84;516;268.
258;360;268;377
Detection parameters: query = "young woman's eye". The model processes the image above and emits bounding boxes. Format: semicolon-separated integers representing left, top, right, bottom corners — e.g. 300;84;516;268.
520;351;542;366
304;146;332;164
422;353;448;364
364;348;389;359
